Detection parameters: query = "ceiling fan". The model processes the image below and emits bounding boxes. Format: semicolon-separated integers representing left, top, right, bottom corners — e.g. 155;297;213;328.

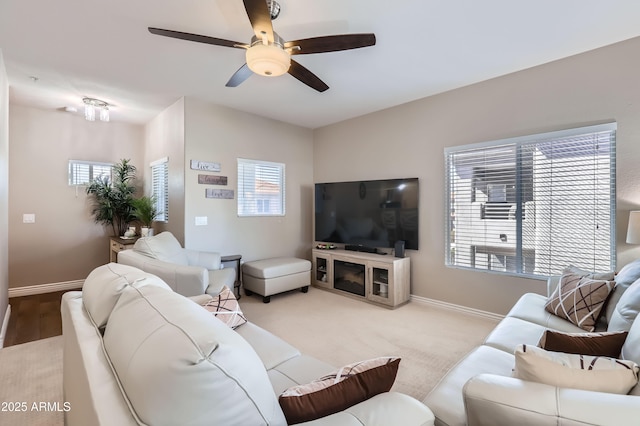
148;0;376;92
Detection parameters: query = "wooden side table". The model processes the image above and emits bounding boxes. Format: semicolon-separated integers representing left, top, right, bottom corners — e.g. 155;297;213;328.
221;254;242;299
109;237;139;262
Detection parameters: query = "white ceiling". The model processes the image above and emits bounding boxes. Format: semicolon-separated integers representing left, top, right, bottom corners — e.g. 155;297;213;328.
1;0;640;129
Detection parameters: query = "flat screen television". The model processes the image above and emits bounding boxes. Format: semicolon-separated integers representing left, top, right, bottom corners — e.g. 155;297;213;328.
314;178;419;251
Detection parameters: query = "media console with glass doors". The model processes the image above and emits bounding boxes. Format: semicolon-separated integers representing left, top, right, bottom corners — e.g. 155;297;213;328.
311;249;410;308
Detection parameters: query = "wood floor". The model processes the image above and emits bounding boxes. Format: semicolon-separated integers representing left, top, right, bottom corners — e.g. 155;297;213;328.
3;289;78;347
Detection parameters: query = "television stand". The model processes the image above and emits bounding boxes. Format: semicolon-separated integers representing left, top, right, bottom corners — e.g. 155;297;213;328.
311;249;410;308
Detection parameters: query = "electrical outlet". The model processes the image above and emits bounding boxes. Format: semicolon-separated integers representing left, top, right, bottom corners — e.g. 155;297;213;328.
23;213;36;223
195;216;208;226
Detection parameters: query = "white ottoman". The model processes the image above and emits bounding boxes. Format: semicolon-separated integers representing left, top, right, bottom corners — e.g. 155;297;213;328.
242;257;311;303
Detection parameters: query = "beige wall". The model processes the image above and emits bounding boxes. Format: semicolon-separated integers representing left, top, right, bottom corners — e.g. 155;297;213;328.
183;98;314;261
7;36;640;317
314;36;640;315
0;52;9;342
8;106;144;287
144;97;186;243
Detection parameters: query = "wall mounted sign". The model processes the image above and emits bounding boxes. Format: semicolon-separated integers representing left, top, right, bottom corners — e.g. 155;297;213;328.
190;160;221;172
206;189;234;199
198;174;228;185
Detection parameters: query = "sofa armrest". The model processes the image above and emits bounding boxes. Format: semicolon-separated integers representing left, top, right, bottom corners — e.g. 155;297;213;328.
301;392;434;426
185;249;222;270
117;250;208;297
206;268;236;296
463;373;640;426
62;292;138;426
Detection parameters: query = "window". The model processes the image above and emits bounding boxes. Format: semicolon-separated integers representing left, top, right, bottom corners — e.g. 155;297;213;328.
151;157;169;222
68;160;112;186
445;123;616;277
237;158;285;217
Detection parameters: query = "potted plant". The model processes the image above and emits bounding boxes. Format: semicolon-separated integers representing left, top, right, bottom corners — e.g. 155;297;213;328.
131;195;160;237
86;159;137;237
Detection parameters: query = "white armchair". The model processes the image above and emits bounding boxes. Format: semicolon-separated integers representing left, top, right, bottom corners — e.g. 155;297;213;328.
116;232;236;297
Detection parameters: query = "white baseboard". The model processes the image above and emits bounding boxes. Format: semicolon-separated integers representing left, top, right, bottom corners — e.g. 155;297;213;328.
0;304;11;349
410;294;504;322
8;280;84;298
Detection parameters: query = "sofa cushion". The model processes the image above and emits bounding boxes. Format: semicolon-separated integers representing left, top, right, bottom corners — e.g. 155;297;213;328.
82;263;171;328
603;259;640;325
267;355;336;396
278;357;400;425
423;345;515;426
103;284;286;426
513;344;639;394
508;293;596;332
614;259;640;287
483;317;550;354
538;330;628;358
544;273;614;331
201;285;247;329
235;322;301;371
133;231;189;265
608;278;640;332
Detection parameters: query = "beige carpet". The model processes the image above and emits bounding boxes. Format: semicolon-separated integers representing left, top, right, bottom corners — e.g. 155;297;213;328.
0;336;64;426
240;286;499;400
0;287;498;426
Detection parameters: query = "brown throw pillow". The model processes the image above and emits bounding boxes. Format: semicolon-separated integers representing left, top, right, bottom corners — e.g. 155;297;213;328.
201;286;247;329
278;357;400;424
538;330;628;358
544;273;614;331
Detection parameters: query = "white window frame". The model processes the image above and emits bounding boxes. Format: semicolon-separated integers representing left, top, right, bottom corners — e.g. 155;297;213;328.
237;158;286;217
151;157;169;223
445;123;616;278
68;160;113;186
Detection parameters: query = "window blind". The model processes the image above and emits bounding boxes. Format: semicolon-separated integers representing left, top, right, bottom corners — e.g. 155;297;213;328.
68;160;113;186
237;158;285;217
445;123;616;276
151;158;169;222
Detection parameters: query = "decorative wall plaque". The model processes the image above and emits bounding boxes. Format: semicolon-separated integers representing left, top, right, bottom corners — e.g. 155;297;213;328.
205;189;234;199
198;174;227;185
190;160;221;172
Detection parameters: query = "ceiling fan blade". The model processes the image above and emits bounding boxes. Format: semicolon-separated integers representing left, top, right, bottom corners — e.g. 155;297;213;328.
225;64;253;87
243;0;274;43
148;27;244;49
288;60;329;92
285;34;376;55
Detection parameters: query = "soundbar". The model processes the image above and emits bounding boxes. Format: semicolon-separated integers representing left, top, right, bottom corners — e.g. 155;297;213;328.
344;244;378;254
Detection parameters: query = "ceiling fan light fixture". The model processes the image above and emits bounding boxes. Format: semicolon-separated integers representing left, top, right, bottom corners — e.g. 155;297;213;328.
267;0;281;20
246;43;290;77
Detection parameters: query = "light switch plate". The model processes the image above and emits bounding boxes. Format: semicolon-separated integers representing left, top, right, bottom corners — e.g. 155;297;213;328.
23;213;36;223
195;216;208;226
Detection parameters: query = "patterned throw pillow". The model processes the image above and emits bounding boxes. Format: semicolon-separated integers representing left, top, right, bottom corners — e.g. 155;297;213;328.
544;273;614;331
279;357;400;424
513;344;639;394
201;286;247;329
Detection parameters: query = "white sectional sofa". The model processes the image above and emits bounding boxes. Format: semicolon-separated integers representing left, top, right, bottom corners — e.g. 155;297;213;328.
424;261;640;426
61;263;434;426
